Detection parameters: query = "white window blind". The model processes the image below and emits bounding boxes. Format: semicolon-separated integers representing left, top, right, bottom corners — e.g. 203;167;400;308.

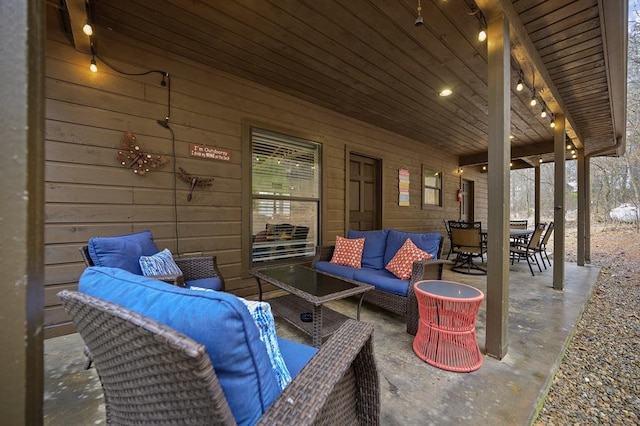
251;129;320;265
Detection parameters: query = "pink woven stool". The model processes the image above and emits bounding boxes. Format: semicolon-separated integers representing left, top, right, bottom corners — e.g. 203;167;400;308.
412;280;484;372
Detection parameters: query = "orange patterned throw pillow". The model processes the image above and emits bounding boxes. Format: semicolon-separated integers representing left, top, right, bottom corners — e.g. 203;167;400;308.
330;236;365;268
386;238;433;279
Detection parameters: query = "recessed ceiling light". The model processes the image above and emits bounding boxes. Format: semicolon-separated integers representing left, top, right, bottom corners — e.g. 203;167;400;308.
439;88;453;97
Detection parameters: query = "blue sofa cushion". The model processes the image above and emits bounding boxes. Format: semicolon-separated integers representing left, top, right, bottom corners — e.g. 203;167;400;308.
347;229;390;269
384;230;441;265
277;337;318;378
314;261;357;279
353;268;410;297
187;277;224;291
78;266;280;426
88;230;159;275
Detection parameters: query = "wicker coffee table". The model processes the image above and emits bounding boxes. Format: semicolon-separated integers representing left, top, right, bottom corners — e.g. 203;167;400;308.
250;264;373;347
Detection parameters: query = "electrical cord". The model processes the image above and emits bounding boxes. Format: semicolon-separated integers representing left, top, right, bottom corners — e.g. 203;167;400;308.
93;49;179;253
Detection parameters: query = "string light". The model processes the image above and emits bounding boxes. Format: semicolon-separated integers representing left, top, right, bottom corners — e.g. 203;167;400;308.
478;26;487;42
516;70;524;92
89;45;98;73
530;89;537;107
82;22;93;36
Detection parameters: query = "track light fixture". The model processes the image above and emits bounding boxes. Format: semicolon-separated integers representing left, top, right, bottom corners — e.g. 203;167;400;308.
541;108;547;118
550;114;556;128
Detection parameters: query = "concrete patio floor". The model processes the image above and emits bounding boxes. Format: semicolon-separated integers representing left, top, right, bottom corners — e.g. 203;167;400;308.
44;261;600;425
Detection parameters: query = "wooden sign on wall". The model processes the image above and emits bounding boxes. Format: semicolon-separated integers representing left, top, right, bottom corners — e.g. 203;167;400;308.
189;143;231;162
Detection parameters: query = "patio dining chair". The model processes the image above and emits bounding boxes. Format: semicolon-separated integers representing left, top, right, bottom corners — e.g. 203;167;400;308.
535;222;554;269
509;222;546;276
509;219;529;246
449;221;486;275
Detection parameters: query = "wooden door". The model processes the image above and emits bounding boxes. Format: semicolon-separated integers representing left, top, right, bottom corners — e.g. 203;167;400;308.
349;154;381;231
461;179;474;222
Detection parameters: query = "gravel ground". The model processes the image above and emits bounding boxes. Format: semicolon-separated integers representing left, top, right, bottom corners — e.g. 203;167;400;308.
533;224;640;425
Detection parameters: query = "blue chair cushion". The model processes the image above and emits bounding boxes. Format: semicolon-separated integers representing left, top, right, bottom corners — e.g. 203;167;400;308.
187;277;224;291
87;230;159;275
277;337;318;378
347;229;389;269
78;266;280;426
353;267;409;297
314;261;357;279
384;230;441;265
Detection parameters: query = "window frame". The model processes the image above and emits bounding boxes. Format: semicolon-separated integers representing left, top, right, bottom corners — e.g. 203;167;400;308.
422;165;443;208
247;127;322;268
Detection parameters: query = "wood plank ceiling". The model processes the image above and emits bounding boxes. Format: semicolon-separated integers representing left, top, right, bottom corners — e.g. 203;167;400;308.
76;0;627;168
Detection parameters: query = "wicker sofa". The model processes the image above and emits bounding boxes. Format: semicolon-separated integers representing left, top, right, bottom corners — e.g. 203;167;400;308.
312;228;447;335
61;266;380;425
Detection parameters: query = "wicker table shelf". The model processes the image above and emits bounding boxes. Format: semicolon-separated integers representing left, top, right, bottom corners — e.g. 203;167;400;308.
412;280;484;372
251;264;373;347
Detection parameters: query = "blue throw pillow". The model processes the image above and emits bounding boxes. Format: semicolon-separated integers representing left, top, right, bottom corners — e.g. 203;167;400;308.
347;229;390;269
78;266;280;426
88;230;159;275
241;299;292;391
139;248;182;276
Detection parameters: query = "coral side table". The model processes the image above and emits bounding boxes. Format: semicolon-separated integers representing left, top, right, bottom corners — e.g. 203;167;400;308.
412;280;484;372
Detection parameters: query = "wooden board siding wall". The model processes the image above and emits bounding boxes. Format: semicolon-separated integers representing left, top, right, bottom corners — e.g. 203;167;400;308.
44;22;486;337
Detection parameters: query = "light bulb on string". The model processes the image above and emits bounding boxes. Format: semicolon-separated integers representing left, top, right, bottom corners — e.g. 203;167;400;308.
82;22;93;36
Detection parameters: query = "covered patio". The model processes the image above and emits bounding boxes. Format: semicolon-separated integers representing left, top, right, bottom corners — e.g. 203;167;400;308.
2;0;628;422
44;261;600;425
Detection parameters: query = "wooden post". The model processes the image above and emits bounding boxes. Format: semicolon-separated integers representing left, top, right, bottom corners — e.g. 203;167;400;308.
577;148;586;266
553;114;566;290
0;0;45;423
485;11;511;360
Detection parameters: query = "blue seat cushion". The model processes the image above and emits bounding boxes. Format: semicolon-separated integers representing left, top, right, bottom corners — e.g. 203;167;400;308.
277;337;318;378
78;266;280;426
353;268;409;297
187;277;223;291
88;230;159;275
347;229;389;269
384;230;441;265
314;261;357;279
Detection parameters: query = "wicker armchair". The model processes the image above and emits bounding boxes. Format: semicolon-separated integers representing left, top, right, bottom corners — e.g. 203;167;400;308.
312;236;447;335
79;245;225;290
58;290;380;426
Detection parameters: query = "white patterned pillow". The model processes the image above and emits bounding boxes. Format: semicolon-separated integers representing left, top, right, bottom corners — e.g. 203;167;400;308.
139;248;182;276
241;299;292;391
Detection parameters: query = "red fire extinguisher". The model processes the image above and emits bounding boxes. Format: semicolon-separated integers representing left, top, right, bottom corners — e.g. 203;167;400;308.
457;189;463;203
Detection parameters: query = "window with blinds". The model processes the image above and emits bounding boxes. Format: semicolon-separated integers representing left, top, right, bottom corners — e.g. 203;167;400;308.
422;166;442;207
251;129;320;265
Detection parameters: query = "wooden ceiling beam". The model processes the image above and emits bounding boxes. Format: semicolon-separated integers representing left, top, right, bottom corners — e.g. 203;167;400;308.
66;0;91;54
459;139;555;166
475;0;583;149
